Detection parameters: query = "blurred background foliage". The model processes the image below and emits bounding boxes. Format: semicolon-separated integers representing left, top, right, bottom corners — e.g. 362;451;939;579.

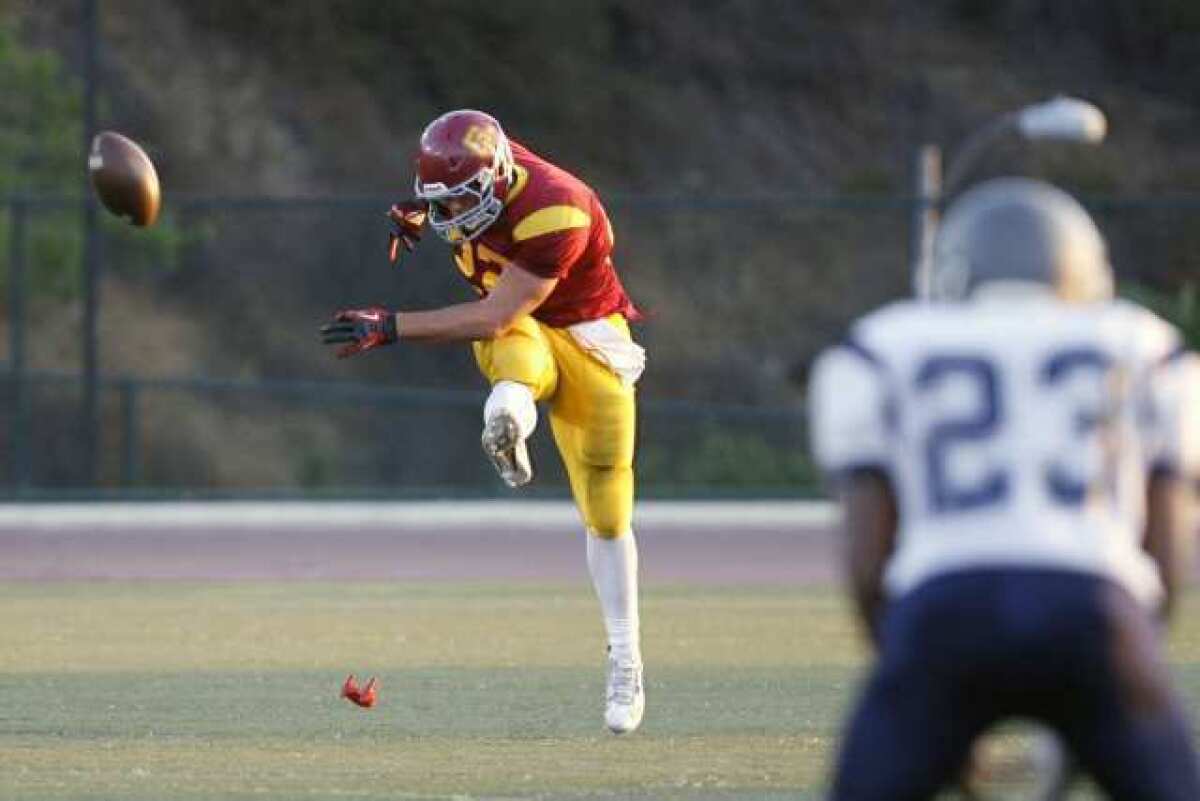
0;21;80;194
1123;281;1200;350
0;19;187;299
1;0;1198;494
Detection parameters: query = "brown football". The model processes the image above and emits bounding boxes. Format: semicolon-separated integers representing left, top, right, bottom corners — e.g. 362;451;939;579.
87;131;161;227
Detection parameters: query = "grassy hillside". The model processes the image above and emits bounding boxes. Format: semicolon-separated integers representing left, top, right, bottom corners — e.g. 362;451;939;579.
18;1;1200;194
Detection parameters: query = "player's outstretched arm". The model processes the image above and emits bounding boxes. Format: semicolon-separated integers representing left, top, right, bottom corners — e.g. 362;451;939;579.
396;265;557;343
840;468;898;648
1143;351;1200;623
319;266;558;357
1143;470;1195;623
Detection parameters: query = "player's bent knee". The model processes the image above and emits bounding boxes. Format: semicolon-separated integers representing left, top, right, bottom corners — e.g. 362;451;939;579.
587;524;629;540
579;465;633;538
582;500;630;539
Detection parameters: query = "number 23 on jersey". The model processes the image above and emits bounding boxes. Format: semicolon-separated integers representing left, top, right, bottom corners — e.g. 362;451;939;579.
914;348;1119;514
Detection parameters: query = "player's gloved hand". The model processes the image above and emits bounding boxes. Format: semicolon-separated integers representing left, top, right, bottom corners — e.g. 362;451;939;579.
387;200;427;265
320;306;399;358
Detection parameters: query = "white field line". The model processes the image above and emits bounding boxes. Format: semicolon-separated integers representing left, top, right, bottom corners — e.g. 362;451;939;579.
0;500;837;532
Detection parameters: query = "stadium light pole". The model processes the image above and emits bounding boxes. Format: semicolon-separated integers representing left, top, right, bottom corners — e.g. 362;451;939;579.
81;0;101;486
911;96;1107;299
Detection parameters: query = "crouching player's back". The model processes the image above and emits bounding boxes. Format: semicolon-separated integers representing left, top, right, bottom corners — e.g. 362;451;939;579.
810;177;1200;801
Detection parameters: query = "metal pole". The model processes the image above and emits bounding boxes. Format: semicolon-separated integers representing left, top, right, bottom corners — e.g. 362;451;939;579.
81;0;100;485
9;199;30;487
119;378;139;487
942;112;1019;197
911;144;942;300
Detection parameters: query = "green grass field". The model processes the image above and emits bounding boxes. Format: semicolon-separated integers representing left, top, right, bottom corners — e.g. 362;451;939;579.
2;582;1199;800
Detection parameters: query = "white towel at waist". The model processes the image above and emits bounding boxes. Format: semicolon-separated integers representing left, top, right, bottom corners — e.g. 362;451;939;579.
567;318;647;387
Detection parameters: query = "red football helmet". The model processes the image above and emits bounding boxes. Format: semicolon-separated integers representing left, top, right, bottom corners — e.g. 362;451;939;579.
413;109;515;244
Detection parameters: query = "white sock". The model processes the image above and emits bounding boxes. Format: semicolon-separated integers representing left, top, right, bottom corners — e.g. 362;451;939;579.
586;529;641;665
483;380;537;438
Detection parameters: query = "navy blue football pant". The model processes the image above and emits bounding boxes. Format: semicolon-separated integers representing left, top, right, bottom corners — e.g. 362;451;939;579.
831;569;1200;801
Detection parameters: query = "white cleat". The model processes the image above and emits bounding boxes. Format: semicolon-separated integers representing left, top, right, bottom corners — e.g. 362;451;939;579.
604;650;645;735
481;411;532;488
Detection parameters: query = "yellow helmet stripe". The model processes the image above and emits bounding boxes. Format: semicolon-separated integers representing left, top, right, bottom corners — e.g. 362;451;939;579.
512;205;591;242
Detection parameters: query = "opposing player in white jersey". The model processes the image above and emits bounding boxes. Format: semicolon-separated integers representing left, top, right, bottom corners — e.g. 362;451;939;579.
809;177;1200;801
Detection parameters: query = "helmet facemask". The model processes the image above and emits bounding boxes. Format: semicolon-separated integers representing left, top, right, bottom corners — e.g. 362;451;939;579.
415;137;514;244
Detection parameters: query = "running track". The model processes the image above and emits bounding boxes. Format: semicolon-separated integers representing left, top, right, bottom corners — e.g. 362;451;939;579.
0;501;840;585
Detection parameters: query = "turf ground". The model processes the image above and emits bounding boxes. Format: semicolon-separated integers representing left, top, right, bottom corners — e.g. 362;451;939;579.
1;502;1199;800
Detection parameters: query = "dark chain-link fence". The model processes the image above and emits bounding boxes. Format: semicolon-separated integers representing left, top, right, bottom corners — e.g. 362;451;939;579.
1;192;1195;497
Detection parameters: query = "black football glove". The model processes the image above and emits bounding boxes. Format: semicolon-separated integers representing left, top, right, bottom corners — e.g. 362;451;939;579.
320;306;399;358
387;200;427;265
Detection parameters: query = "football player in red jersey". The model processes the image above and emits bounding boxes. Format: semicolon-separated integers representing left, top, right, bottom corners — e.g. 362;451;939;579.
321;110;646;734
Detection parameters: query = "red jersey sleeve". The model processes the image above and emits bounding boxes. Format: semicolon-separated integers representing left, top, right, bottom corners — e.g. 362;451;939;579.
507;203;593;280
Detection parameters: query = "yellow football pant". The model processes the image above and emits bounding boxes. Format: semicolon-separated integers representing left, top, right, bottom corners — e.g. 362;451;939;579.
473;314;636;538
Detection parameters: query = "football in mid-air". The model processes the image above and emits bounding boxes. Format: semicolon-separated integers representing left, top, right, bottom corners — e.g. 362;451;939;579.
88;131;161;227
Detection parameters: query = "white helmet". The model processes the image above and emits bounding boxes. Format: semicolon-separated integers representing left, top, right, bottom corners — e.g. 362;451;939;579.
932;177;1113;302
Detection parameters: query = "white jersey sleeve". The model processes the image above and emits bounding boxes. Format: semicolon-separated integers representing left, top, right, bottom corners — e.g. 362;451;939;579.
1145;350;1200;477
1120;301;1199;477
808;339;894;476
1180;353;1200;477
